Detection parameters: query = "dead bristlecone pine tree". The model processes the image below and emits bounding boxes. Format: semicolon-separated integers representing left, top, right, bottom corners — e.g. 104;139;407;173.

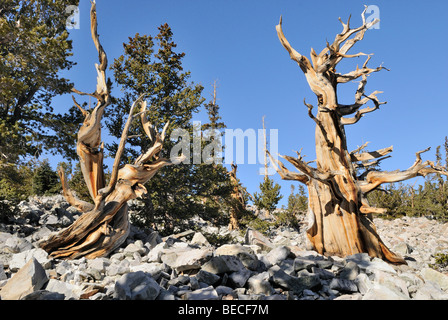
39;2;184;259
269;6;448;264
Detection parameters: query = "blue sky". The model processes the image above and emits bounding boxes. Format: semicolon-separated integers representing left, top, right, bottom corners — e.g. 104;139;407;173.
52;0;448;207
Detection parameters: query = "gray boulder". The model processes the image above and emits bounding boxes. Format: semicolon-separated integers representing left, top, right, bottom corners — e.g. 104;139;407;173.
362;283;410;300
215;244;259;270
265;246;291;266
106;259;130;276
413;281;448;300
45;279;83;300
339;261;360;280
183;285;219;300
0;258;48;300
144;242;167;263
269;265;320;295
293;257;317;272
161;247;213;272
87;257;110;274
195;269;221;286
2;235;33;253
129;262;167;280
420;267;448;291
228;268;252;288
21;290;65;300
345;253;372;269
123;240;147;257
201;255;245;274
9;248;53;272
329;278;358;293
247;272;274;295
244;228;273;251
113;271;160;300
191;232;210;246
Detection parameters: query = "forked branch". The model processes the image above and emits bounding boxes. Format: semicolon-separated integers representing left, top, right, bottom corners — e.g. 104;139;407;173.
283;154;340;183
267;151;309;184
102;94;146;196
325;6;380;70
351;145;393;162
276;16;313;73
359;148;448;193
135;101;170;166
337;55;389;83
303;6;380;75
338;74;387;121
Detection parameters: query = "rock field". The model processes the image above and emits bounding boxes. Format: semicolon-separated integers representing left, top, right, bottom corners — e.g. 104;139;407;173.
0;195;447;300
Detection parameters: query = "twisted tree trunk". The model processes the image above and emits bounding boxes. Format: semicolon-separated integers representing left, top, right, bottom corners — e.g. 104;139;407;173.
270;7;448;264
40;2;183;259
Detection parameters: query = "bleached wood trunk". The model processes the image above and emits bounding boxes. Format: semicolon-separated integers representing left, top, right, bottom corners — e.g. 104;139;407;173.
228;163;241;231
270;7;448;264
39;2;183;259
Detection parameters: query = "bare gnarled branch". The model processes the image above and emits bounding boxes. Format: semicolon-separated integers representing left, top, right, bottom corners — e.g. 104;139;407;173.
267;151;309;184
360;148;448;193
57;167;95;213
276;16;313;73
351;145;393;163
337;55;389;83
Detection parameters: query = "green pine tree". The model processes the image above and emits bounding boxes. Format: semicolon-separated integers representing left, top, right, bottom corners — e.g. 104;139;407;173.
253;117;283;217
0;0;82;163
286;184;308;214
274;184;307;228
32;159;60;196
0;162;34;201
107;26;232;234
253;176;283;216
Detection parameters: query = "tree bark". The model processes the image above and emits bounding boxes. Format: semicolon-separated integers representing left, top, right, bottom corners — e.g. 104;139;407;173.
40;1;183;259
227;163;242;231
272;7;448;264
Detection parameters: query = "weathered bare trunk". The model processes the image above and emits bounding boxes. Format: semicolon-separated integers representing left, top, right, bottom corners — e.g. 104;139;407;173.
40;1;183;259
227;163;242;231
271;7;448;264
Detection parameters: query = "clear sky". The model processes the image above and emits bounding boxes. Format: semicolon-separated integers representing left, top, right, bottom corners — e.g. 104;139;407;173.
52;0;448;207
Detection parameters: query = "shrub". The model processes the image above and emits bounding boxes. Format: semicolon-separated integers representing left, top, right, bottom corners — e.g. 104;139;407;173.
429;253;448;272
0;162;33;201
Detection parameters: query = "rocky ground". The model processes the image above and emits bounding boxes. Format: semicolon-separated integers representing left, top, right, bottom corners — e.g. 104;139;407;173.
0;195;447;300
